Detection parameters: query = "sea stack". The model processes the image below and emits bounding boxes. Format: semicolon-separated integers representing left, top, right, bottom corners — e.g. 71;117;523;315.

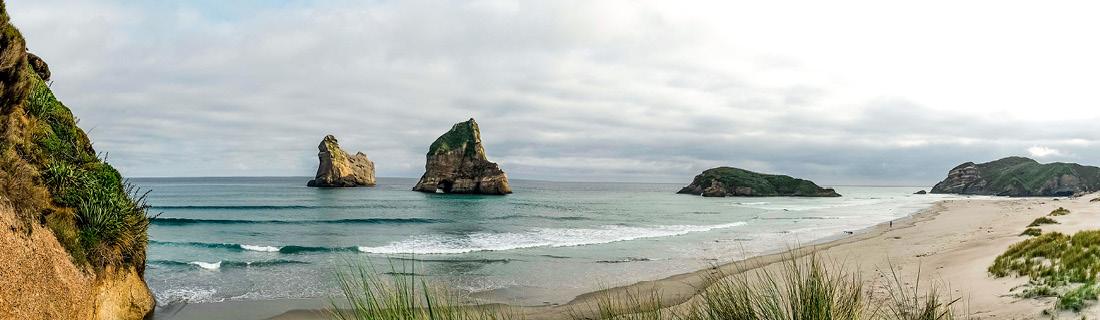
931;156;1100;197
678;167;840;197
306;135;376;187
413;118;511;195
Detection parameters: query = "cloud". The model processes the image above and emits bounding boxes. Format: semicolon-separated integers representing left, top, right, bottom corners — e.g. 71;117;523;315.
6;1;1100;185
1028;146;1063;158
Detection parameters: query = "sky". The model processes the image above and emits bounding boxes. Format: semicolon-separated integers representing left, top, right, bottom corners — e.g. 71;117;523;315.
7;0;1100;185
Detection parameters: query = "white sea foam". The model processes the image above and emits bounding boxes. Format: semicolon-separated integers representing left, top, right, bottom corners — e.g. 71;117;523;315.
154;287;219;305
190;261;222;270
358;222;747;254
241;244;281;252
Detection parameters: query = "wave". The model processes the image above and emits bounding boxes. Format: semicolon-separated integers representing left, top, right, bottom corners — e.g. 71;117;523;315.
756;216;846;220
596;257;654;263
489;214;592;221
152;204;402;210
148;259;309;270
358;222;747;255
732;199;885;211
149;240;358;254
151;217;449;226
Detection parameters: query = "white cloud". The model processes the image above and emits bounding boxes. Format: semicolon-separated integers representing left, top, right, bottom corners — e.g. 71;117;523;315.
6;0;1100;185
1028;146;1063;158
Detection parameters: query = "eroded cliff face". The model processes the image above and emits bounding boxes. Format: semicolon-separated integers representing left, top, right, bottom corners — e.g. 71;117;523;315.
413;118;511;195
0;1;154;318
307;135;375;187
0;204;153;320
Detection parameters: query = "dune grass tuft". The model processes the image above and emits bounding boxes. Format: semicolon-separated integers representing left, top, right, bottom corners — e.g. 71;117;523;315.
1056;282;1099;312
1048;207;1070;216
1027;217;1058;227
330;259;519;320
1019;228;1042;237
679;254;864;320
991;230;1100;312
333;255;970;320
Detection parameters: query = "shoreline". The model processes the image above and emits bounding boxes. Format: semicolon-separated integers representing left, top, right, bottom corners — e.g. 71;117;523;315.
189;195;1099;319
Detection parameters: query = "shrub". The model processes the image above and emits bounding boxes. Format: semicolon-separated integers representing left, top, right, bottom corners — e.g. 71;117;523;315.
1019;228;1042;237
1027;217;1058;227
1049;207;1070;216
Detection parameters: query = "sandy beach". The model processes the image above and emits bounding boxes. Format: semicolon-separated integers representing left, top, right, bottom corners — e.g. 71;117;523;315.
260;194;1100;320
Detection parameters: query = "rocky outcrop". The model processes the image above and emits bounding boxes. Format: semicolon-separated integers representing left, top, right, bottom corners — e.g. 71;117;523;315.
914;190;927;195
413;118;511;195
306;135;375;187
27;52;48;81
678;167;840;197
931;156;1100;197
0;2;154;318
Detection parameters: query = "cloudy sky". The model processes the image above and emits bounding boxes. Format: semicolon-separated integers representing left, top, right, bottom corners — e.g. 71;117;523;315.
8;1;1100;184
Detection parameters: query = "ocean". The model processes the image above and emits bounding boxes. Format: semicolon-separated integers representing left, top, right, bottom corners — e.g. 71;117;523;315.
138;177;962;309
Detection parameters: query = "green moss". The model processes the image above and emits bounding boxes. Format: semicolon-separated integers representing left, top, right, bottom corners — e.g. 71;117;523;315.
427;118;482;156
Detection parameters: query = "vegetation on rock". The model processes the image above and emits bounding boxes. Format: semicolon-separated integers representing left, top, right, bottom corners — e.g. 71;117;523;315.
678;167;840;197
413;118;511;195
931;156;1100;197
427;118;484;157
307;135;375;187
0;1;148;273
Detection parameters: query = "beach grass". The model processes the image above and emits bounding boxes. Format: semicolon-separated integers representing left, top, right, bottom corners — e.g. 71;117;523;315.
991;230;1100;311
1027;217;1058;227
1019;228;1042;237
334;255;969;320
330;259;519;320
1048;207;1070;216
678;254;864;320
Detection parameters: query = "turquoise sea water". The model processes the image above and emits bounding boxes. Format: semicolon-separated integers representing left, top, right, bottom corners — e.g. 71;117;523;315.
138;177;960;308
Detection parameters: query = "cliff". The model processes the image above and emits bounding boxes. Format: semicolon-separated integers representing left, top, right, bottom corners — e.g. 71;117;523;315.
413;118;511;195
931;156;1100;197
306;135;376;187
0;1;153;318
677;167;841;197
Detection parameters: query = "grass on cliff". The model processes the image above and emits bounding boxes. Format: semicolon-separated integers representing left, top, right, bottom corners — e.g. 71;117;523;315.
332;256;969;320
0;65;150;271
990;230;1100;311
